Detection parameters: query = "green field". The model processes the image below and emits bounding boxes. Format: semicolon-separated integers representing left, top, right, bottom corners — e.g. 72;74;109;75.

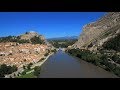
17;72;37;78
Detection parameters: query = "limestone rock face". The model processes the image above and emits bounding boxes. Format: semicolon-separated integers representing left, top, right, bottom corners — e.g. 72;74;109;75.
73;12;120;51
20;31;45;41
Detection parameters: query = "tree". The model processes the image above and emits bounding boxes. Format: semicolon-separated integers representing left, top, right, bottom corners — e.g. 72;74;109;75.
103;34;120;51
25;32;29;34
14;73;16;77
0;69;4;78
29;63;33;66
44;53;49;56
0;64;8;74
27;65;31;70
9;76;12;78
27;63;33;70
33;66;41;77
41;58;45;60
113;66;120;76
0;64;18;77
112;54;120;63
30;36;44;44
21;71;26;75
11;65;18;72
23;65;26;69
51;49;57;53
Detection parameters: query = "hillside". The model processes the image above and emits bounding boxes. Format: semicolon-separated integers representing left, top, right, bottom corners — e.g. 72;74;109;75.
0;31;47;45
19;31;47;44
0;31;53;69
67;12;120;77
73;12;120;51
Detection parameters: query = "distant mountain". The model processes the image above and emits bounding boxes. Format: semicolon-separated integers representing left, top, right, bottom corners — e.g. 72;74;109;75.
47;36;78;40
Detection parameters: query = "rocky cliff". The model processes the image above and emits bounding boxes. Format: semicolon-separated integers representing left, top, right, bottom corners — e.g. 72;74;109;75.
73;12;120;51
19;31;46;43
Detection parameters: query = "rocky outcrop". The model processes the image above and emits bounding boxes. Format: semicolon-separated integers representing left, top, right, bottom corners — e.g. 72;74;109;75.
20;31;44;40
73;12;120;51
19;31;47;44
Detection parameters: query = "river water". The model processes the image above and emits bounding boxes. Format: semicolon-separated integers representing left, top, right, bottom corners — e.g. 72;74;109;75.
39;50;118;78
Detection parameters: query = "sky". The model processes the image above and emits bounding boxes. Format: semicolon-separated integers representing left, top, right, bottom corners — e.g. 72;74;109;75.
0;12;106;39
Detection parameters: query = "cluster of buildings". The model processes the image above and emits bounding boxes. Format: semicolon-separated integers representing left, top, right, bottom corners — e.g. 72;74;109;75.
0;42;49;68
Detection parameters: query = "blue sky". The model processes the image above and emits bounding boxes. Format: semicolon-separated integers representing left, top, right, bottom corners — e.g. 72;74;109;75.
0;12;106;39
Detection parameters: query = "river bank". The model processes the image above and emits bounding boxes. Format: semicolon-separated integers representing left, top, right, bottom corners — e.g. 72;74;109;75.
66;49;120;78
17;52;55;78
25;52;54;75
31;52;54;69
39;50;118;78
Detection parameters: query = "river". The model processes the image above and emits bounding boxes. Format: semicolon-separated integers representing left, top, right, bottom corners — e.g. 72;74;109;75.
39;50;118;78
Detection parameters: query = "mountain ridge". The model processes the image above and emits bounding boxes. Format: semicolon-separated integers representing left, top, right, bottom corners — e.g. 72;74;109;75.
47;36;78;40
72;12;120;51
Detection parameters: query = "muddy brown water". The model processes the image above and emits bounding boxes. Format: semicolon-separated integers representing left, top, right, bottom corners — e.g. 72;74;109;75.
39;50;118;78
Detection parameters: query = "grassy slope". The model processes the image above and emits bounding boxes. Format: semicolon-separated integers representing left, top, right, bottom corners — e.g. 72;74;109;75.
17;72;36;78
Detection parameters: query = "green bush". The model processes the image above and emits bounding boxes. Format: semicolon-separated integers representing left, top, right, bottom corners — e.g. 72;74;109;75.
33;66;41;77
103;34;120;51
112;54;120;64
0;36;29;43
23;65;26;69
30;36;44;44
21;71;26;75
27;63;33;70
113;66;120;76
11;65;18;72
41;58;45;61
45;53;49;56
51;49;57;53
48;39;77;48
0;64;18;77
67;48;120;77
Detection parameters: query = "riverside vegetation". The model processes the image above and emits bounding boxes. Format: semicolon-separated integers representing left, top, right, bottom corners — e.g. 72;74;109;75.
0;35;45;44
0;64;17;77
69;12;120;77
68;33;120;77
66;48;120;77
48;39;77;48
17;66;41;78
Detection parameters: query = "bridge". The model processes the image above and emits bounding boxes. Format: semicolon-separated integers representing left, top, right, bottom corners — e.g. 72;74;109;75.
56;48;66;51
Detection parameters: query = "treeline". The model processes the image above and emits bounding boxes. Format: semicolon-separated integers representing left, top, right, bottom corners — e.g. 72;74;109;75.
0;36;45;44
103;34;120;51
20;63;41;78
33;66;41;78
51;49;57;53
48;39;77;48
0;36;29;44
30;36;45;44
0;64;18;78
66;49;120;77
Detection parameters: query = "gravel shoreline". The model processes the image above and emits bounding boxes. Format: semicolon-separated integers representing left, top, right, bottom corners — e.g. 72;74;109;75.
31;52;54;69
